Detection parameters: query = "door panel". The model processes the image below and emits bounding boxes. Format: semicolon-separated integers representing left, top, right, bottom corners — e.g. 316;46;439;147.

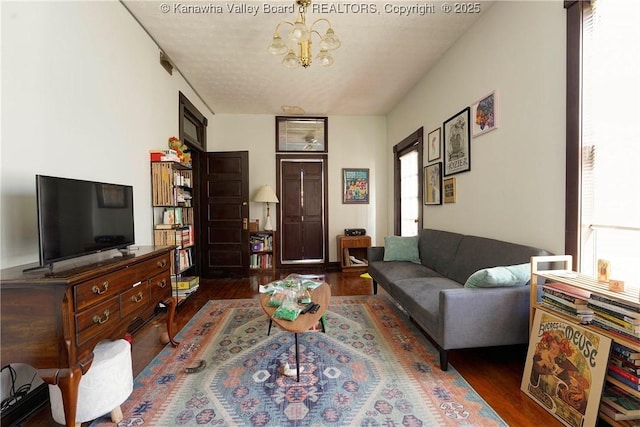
278;157;327;264
200;151;249;277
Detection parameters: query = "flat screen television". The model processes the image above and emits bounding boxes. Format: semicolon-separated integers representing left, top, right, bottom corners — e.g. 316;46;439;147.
36;175;135;267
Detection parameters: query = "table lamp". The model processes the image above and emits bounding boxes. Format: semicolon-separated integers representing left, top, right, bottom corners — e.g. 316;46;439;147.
253;185;279;231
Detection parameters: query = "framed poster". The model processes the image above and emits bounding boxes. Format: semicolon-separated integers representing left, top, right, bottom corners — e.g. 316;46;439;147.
471;90;497;137
342;168;369;204
424;163;442;205
521;309;612;427
276;116;327;152
443;107;471;176
427;127;441;162
443;177;456;204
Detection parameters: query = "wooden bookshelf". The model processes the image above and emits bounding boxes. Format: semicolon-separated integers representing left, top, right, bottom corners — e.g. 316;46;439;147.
529;255;640;426
249;231;276;273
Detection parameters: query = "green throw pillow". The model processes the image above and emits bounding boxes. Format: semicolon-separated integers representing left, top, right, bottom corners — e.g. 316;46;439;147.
464;263;531;288
383;235;420;264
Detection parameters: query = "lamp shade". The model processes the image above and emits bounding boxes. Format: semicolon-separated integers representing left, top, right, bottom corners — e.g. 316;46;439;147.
253;185;279;203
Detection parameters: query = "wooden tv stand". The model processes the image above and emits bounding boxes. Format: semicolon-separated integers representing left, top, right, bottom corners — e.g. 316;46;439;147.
0;246;177;427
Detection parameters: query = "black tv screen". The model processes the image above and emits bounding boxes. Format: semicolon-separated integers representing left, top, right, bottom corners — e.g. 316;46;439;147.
36;175;135;266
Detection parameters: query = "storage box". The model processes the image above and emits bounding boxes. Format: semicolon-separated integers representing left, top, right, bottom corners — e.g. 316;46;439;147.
249;220;259;232
172;275;199;290
251;242;264;252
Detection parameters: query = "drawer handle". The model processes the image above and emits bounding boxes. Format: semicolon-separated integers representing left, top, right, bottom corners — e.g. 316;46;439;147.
157;279;168;289
131;292;144;303
92;310;110;325
157;259;167;268
92;281;109;295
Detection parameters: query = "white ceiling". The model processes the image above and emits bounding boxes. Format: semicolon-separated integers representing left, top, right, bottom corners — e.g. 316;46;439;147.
123;1;493;116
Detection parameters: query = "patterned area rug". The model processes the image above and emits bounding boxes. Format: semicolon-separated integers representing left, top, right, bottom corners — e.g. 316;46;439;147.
90;295;506;426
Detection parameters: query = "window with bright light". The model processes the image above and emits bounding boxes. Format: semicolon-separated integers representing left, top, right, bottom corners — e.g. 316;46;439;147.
580;0;640;287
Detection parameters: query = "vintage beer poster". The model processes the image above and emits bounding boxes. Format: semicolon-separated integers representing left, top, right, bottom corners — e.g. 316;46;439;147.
521;309;611;427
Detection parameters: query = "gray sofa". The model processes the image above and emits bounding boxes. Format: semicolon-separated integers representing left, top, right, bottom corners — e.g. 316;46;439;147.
367;228;551;370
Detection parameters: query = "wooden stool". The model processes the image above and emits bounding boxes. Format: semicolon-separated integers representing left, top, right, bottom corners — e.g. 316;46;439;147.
49;339;133;426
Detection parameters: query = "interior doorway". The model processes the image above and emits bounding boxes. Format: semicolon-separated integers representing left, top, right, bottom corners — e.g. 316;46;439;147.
199;151;250;278
276;155;329;267
394;128;424;236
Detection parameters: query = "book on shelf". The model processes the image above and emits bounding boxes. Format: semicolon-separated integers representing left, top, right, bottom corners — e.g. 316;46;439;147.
542;292;590;311
590;293;640;315
540;299;593;323
602;384;640;416
613;342;640;361
543;282;592;301
609;363;640;385
593;318;640;342
172;275;199;290
608;373;640;391
589;299;640;324
590;302;640;326
611;354;640;374
601;401;640;421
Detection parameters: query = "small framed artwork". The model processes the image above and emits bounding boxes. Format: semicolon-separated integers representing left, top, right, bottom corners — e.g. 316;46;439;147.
424;163;442;205
443;177;456;204
443;107;471;177
471;91;497;137
276;116;327;152
427;127;441;162
342;168;369;204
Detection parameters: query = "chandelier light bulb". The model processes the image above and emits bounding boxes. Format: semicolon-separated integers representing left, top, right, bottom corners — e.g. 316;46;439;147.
290;21;310;43
316;49;334;67
319;28;341;51
268;33;289;55
282;49;301;69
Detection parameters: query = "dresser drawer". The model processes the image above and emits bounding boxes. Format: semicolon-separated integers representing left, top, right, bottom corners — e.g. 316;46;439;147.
74;253;171;311
75;296;120;346
120;281;151;319
150;271;172;302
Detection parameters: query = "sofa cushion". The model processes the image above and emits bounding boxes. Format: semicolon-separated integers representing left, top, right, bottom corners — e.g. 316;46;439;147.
383;235;420;263
464;263;531;288
449;235;551;285
418;229;464;277
368;260;442;290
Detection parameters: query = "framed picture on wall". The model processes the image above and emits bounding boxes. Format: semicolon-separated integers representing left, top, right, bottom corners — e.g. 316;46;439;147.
424;163;442;205
471;90;497;137
443;177;456;204
427;128;441;162
443;107;471;176
342;168;369;204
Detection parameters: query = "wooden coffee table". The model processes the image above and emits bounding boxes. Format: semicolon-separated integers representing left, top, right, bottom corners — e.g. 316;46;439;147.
259;282;331;381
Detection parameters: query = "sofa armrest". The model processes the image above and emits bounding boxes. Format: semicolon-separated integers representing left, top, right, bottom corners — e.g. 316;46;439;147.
367;246;384;262
438;286;531;350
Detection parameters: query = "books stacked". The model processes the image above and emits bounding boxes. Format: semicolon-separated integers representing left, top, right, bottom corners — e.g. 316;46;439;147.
172;275;199;303
150;149;179;162
601;383;640;421
540;282;594;323
589;294;640;343
250;253;272;270
607;343;640;390
250;233;273;252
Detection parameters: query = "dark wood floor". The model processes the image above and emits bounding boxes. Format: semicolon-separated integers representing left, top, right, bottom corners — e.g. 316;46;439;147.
19;270;561;426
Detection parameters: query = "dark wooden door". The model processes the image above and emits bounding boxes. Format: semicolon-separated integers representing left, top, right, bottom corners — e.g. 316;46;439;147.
200;151;249;277
279;158;327;264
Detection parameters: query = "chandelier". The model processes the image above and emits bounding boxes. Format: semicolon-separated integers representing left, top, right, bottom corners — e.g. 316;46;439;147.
267;0;341;69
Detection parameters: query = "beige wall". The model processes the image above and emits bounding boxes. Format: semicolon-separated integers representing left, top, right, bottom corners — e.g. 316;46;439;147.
387;1;566;254
0;1;567;269
210;114;387;262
